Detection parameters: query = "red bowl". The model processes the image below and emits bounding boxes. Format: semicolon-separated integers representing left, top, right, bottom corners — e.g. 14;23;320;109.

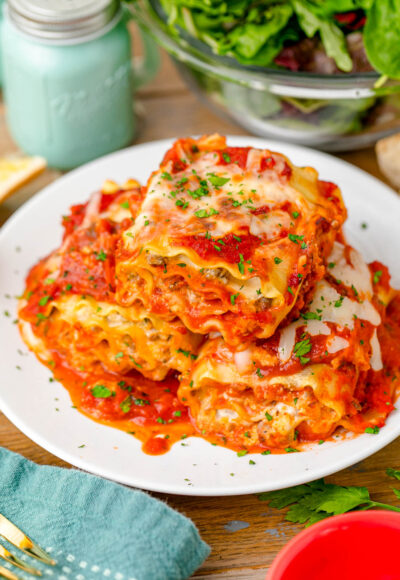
267;511;400;580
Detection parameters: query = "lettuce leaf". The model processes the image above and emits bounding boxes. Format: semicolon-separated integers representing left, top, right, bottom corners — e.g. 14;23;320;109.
364;0;400;79
154;0;400;78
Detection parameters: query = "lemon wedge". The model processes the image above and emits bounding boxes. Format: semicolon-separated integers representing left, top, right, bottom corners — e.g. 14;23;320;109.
0;156;46;204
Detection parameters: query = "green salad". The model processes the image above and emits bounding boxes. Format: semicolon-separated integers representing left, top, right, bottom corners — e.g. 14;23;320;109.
156;0;400;79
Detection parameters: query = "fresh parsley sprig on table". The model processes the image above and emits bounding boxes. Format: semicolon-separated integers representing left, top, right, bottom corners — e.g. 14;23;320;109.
259;471;400;527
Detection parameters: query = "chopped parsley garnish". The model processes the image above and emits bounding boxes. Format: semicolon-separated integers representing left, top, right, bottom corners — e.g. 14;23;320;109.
230;293;239;305
294;337;312;365
39;295;51;306
175;199;189;209
301;312;321;321
173;410;182;417
95;249;107;262
134;398;150;406
265;412;273;421
285;447;299;453
274;257;283;264
256;368;263;379
292;211;299;219
120;201;130;209
288;233;304;244
373;270;383;284
194;208;219;219
334;296;344;308
114;352;124;359
222;152;231;163
161;171;172;181
237;450;248;457
91;385;112;398
287;286;294;296
238;253;245;275
129;356;142;368
120;397;132;413
328;262;335;269
177;348;197;360
187;185;209;199
177;263;186;267
207;173;230;188
365;426;380;434
36;313;47;324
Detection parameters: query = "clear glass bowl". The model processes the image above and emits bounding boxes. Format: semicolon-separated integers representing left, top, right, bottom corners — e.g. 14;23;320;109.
129;0;400;151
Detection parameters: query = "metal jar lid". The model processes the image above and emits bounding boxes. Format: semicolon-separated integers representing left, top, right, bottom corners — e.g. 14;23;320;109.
7;0;121;42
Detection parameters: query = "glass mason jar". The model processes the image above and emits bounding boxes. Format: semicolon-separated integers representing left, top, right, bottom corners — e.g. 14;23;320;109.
1;0;159;169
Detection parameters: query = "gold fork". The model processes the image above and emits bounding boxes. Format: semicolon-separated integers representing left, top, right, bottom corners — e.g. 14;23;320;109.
0;513;56;579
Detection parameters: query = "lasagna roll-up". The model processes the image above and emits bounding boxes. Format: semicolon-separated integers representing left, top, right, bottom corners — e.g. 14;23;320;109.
19;183;202;382
178;242;398;451
116;134;346;344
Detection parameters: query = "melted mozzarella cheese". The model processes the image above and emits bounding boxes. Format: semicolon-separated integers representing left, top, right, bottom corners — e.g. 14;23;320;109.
246;149;264;171
215;408;239;421
329;242;372;296
311;281;381;329
326;336;350;354
273;402;297;418
370;329;383;371
278;318;330;364
234;348;253;373
249;210;291;237
82;190;101;228
278;321;300;363
278;274;381;364
307;320;331;336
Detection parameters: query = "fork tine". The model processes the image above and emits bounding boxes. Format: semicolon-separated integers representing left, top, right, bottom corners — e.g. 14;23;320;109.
0;515;55;566
0;565;22;580
0;545;41;576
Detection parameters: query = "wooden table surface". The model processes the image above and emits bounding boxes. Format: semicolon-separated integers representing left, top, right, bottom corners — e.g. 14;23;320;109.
1;40;400;580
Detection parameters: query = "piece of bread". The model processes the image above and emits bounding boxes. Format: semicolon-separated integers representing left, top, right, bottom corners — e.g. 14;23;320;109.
0;155;47;204
376;133;400;189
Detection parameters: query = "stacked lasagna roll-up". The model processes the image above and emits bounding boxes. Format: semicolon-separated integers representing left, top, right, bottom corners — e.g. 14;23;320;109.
19;135;400;454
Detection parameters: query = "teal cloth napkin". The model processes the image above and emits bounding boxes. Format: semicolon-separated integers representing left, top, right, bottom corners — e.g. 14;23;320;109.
0;448;210;580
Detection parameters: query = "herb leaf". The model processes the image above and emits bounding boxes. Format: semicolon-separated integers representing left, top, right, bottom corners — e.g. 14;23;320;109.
91;385;112;398
258;475;400;527
387;468;400;480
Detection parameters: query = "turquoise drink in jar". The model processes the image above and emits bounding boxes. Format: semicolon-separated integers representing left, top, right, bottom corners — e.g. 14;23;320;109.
2;0;159;169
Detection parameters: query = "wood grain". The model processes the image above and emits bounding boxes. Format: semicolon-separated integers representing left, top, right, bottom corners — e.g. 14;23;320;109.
1;34;399;579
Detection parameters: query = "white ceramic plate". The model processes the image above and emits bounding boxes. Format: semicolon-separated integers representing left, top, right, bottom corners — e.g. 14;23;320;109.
1;137;400;496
